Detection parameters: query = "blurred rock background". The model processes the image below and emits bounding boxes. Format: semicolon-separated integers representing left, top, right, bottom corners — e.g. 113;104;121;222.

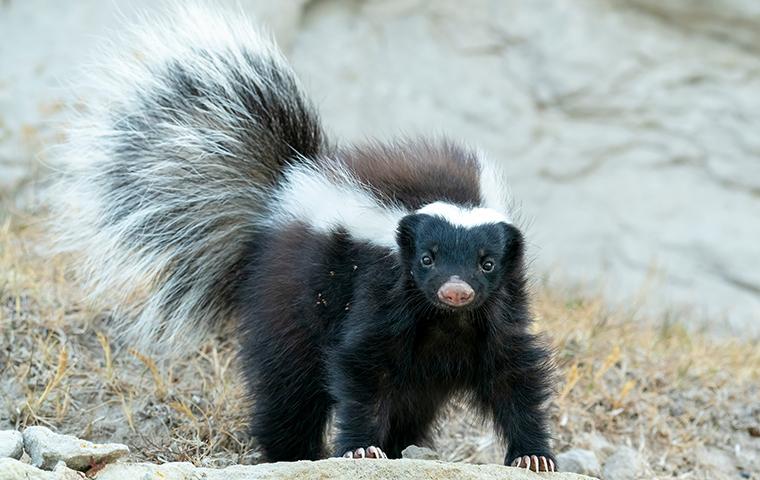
1;0;758;334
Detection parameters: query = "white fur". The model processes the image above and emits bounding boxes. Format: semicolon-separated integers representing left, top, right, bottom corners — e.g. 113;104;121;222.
476;150;513;219
52;4;299;353
416;202;510;228
268;160;512;250
266;163;408;248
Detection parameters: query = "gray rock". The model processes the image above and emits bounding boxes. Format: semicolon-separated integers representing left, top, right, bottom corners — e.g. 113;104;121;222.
52;461;87;480
0;456;600;480
22;426;129;471
401;445;440;461
602;447;648;480
556;448;601;477
0;430;23;460
94;458;598;480
0;458;57;480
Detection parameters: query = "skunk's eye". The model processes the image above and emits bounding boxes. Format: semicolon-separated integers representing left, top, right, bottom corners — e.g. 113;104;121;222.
481;259;495;272
421;255;434;267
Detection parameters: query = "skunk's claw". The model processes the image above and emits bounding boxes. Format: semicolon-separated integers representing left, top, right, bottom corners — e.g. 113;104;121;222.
511;454;555;472
342;446;387;459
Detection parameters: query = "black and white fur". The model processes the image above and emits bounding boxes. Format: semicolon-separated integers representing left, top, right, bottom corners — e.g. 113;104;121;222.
54;5;556;472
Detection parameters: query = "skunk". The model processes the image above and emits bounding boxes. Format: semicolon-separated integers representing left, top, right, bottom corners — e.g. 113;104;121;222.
54;5;557;472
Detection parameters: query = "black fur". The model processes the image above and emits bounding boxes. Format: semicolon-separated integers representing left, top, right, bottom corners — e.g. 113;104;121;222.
238;207;555;465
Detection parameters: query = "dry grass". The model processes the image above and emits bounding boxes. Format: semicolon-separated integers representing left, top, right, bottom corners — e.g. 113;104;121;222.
1;207;758;479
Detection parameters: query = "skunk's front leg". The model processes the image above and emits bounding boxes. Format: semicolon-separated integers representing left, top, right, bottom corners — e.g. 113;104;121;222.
332;395;388;460
331;375;438;460
479;334;557;472
329;333;389;460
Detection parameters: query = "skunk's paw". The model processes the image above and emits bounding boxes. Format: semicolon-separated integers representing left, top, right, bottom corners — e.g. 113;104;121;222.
511;454;556;472
342;446;387;459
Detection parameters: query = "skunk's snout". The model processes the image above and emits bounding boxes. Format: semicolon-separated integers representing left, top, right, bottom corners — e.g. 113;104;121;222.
437;276;475;307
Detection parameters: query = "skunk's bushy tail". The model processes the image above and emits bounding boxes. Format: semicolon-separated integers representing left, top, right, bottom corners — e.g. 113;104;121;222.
54;5;326;350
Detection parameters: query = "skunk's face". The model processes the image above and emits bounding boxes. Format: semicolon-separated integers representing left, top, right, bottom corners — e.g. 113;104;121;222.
397;210;523;311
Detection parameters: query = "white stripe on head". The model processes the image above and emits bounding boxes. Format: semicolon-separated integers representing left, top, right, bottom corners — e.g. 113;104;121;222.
416;201;511;228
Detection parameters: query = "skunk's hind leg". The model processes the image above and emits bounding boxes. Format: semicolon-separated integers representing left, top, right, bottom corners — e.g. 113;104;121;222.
249;379;331;461
240;326;332;461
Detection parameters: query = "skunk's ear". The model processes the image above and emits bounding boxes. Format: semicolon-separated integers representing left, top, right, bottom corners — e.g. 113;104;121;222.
500;222;524;263
396;214;423;253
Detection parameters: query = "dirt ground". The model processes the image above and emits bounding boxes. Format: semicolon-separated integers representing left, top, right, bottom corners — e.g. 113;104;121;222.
1;207;758;479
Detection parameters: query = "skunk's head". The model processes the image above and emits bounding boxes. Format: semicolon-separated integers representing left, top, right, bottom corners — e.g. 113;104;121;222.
397;202;523;311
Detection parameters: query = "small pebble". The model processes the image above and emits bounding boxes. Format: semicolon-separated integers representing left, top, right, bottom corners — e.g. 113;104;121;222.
401;445;440;461
23;426;129;471
0;430;24;459
556;448;600;477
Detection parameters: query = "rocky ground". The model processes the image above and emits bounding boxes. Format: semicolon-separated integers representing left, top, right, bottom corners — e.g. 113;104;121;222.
1;428;599;479
2;457;594;480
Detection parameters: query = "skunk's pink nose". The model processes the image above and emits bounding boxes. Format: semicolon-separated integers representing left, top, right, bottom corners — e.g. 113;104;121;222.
437;277;475;307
